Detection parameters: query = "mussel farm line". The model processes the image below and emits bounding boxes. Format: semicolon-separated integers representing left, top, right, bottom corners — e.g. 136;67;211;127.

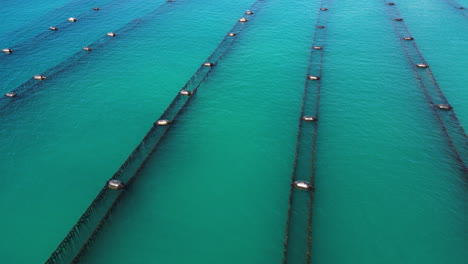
282;1;331;264
44;1;266;263
0;0;115;60
384;1;467;173
0;0;179;109
0;0;109;48
438;0;468;18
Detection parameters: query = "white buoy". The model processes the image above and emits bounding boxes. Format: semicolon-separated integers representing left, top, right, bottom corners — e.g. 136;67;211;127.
5;92;17;98
403;37;414;40
83;46;92;51
303;116;318;122
107;32;117;37
320;8;328;11
67;17;77;22
292;180;313;191
239;17;248;22
156;119;171;126
93;7;100;11
228;32;237;36
2;48;13;54
416;63;429;68
308;75;320;80
245;10;254;15
437;104;452;110
203;62;215;67
33;75;47;81
312;46;323;50
180;90;192;96
49;26;59;31
108;179;124;190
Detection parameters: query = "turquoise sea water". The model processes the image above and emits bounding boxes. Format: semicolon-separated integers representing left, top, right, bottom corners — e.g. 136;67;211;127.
0;0;467;263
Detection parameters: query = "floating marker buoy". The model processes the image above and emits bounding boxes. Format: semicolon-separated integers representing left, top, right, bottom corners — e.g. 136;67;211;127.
5;92;17;98
93;7;100;11
108;179;124;190
239;17;248;22
180;90;192;96
308;75;320;80
33;75;47;81
303;116;318;122
459;6;465;9
2;48;13;54
67;17;77;22
387;2;395;5
394;18;403;21
49;26;58;31
292;180;313;191
403;37;414;40
416;63;429;68
245;10;254;15
203;62;215;67
317;25;325;29
312;46;323;50
106;32;116;37
228;32;237;36
436;104;452;110
320;8;328;11
156;119;171;126
83;46;92;51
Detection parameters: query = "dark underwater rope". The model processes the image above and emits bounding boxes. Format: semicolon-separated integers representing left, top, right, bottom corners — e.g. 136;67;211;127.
281;1;331;264
0;0;178;109
0;0;103;49
383;1;467;173
306;14;328;262
0;0;121;60
438;0;468;18
44;2;266;263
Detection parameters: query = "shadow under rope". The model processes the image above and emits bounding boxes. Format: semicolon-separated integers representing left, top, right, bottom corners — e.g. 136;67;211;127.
0;0;110;45
0;0;180;110
43;1;266;263
281;2;331;264
384;1;467;174
438;0;468;18
0;0;115;59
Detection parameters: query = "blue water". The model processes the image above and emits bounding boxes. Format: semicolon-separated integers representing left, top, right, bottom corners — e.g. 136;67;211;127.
0;0;466;263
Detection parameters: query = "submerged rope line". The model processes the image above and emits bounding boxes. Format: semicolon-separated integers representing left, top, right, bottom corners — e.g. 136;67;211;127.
384;1;467;173
42;2;201;264
281;1;331;264
0;0;101;47
0;0;116;58
0;0;179;109
439;0;468;18
44;2;266;263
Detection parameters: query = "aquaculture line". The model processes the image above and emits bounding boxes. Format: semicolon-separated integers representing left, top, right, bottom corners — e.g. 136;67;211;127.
0;0;108;50
0;0;110;60
439;0;468;18
44;1;265;263
384;1;467;173
282;2;331;264
1;0;179;108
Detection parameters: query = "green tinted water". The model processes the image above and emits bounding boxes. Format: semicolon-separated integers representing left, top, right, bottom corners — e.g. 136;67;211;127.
0;0;466;263
311;0;467;263
0;0;260;262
